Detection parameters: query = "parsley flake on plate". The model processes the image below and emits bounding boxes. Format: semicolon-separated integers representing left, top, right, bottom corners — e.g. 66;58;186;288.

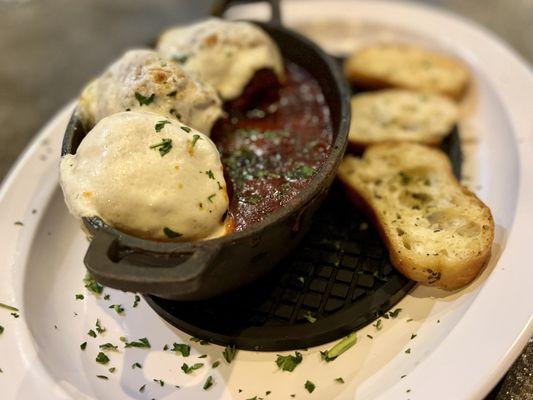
335;377;344;384
108;367;116;373
405;348;411;354
96;352;110;364
223;345;237;363
0;302;19;312
203;375;214;390
80;342;87;350
139;384;146;393
83;273;103;295
320;332;357;362
88;330;97;338
181;362;204;374
172;343;190;357
0;326;4;335
389;308;402;318
154;379;165;387
305;380;316;393
373;319;383;331
109;304;124;314
75;294;84;300
133;294;141;308
275;351;302;372
95;319;105;334
212;360;220;368
99;343;118;351
96;375;108;380
124;337;151;348
131;362;142;369
134;92;155;106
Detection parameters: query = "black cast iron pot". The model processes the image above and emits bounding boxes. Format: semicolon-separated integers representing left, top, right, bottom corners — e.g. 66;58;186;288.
61;0;350;300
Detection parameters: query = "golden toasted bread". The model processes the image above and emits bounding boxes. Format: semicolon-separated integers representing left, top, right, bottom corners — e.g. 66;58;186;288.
348;89;458;150
337;143;494;290
344;44;470;100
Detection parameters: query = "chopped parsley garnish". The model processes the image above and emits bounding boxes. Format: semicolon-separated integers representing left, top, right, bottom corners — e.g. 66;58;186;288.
389;308;402;318
80;342;87;350
108;367;116;373
275;351;302;372
181;362;204;374
150;138;173;156
222;345;237;363
190;134;201;149
134;92;155;106
14;221;23;226
95;319;106;334
167;90;177;97
139;384;146;393
401;374;407;379
320;332;357;362
163;227;182;238
205;170;215;179
11;312;19;318
173;55;189;64
133;294;140;308
303;311;317;323
0;302;18;312
88;330;97;338
212;360;220;368
411;333;417;340
99;343;118;351
203;375;214;390
103;294;110;301
405;348;411;354
181;126;192;133
109;304;124;314
335;377;344;384
406;318;413;322
124;337;151;348
154;379;165;387
304;380;315;393
373;319;383;331
266;391;272;396
198;354;207;358
132;362;142;369
75;294;84;300
207;194;216;203
83;273;103;295
96;375;108;380
96;352;110;364
119;336;126;342
0;326;4;335
163;344;169;351
155;120;171;132
190;337;209;345
172;343;190;357
288;165;316;181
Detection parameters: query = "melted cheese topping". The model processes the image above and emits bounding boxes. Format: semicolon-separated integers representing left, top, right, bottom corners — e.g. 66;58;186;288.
157;18;284;100
60;111;229;241
78;49;223;134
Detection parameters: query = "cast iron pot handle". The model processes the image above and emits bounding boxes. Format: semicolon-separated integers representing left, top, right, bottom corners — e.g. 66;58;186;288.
84;230;221;295
211;0;281;26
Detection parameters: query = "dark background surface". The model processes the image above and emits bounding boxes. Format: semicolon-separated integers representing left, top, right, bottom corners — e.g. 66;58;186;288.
0;0;531;398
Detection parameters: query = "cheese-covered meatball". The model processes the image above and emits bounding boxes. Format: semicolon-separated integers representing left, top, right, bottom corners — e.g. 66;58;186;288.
78;49;223;134
157;18;284;100
60;111;229;241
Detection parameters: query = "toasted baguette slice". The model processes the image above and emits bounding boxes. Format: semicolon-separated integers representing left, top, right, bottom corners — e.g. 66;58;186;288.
348;89;458;149
338;143;494;290
344;44;470;100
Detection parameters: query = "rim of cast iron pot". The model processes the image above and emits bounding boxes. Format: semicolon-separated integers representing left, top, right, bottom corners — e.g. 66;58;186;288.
66;23;351;252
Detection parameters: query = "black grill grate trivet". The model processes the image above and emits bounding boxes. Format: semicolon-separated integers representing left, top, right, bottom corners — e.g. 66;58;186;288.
145;73;462;351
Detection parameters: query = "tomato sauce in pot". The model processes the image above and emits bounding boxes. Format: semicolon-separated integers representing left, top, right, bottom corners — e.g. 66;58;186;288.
212;61;333;231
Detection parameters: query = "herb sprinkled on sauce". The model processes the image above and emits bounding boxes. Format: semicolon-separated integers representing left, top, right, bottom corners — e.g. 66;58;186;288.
163;227;182;239
155;120;171;132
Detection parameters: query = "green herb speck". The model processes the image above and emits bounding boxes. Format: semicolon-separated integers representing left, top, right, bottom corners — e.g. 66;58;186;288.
134;92;155;106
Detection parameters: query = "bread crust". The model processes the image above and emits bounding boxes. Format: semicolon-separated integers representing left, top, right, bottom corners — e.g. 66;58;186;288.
338;143;494;290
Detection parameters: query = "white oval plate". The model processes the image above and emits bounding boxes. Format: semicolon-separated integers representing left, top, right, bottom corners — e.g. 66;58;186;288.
0;1;532;399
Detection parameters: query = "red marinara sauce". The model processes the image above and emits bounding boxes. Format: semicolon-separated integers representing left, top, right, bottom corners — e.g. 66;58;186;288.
212;61;333;231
